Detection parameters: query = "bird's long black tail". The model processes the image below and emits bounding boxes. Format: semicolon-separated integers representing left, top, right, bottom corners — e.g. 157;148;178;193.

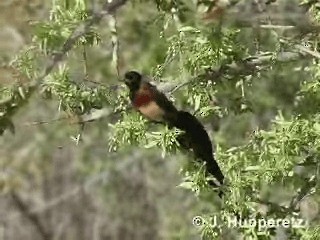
172;111;224;189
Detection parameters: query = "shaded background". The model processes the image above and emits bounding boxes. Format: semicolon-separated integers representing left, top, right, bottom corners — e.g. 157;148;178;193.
0;0;320;239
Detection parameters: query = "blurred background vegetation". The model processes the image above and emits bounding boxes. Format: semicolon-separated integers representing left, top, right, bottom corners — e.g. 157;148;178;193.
0;0;320;239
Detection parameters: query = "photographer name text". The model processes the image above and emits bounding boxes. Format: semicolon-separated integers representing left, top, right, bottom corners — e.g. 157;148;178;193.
192;215;308;231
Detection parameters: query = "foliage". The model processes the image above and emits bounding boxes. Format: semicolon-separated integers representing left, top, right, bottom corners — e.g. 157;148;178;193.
1;0;320;239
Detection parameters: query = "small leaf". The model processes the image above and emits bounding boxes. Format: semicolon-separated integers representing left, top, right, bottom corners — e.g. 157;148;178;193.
178;26;200;33
194;95;201;111
244;166;260;171
144;141;158;149
177;181;194;190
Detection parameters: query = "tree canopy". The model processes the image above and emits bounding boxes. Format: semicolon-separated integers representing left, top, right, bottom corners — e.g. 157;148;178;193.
1;0;320;239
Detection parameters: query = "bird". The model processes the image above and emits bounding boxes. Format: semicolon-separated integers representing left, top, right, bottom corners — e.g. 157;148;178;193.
123;71;179;125
123;71;225;193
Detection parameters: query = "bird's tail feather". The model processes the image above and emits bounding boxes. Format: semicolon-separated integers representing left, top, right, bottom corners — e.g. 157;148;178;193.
173;111;225;188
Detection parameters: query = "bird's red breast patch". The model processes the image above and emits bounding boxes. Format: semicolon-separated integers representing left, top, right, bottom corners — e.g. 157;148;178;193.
133;94;153;108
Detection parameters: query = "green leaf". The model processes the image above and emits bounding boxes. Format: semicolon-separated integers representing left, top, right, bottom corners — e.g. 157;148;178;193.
194;95;201;111
144;141;158;149
177;181;194;190
178;26;200;33
244;166;261;171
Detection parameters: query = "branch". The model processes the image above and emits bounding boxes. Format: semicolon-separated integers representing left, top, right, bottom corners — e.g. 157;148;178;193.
0;0;128;135
289;175;317;210
22;108;116;127
108;0;121;78
31;0;128;88
18;49;313;128
203;51;309;83
280;39;320;59
255;174;317;219
167;50;311;94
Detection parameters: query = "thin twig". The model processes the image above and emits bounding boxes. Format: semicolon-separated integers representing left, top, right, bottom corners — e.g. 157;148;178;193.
22;116;72;126
19;50;313;128
14;0;127;104
108;0;121;78
83;45;89;80
169;80;192;94
0;0;128;135
294;45;320;59
280;39;320;59
22;108;113;126
71;122;86;145
289;175;317;210
31;0;127;88
259;25;295;30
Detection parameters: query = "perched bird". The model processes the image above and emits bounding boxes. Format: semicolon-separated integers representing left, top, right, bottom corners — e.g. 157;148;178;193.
123;71;224;191
123;71;179;125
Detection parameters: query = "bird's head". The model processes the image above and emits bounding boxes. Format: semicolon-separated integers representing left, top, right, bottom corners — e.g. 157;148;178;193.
123;71;142;91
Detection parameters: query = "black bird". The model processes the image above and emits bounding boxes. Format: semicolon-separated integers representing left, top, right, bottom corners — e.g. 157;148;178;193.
123;71;224;192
